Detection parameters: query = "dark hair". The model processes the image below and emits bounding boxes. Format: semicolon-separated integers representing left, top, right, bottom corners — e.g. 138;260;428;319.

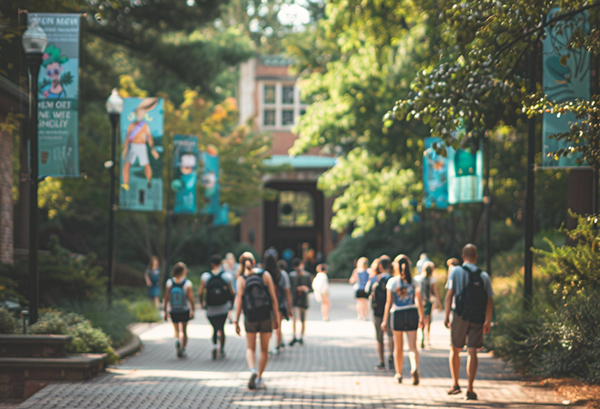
237;252;255;277
172;262;187;278
148;256;159;269
277;259;288;271
316;263;327;273
398;258;412;284
379;255;391;271
210;254;222;267
291;258;302;268
264;252;281;284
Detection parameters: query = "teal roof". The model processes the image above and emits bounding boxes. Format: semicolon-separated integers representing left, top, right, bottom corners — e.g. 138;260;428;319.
259;55;295;67
264;155;337;169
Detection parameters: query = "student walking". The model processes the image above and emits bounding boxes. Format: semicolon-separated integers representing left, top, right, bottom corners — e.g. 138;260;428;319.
289;258;313;346
145;256;161;308
365;255;394;370
381;255;424;385
444;244;494;401
349;257;370;320
163;262;195;358
198;254;235;360
312;263;330;321
413;260;443;349
275;259;293;353
223;252;239;324
234;252;279;390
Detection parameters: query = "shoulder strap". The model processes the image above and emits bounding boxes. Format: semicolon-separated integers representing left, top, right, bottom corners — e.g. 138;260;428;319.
127;121;146;141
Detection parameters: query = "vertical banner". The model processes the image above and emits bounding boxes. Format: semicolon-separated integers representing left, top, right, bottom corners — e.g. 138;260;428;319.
542;8;590;167
423;137;449;209
447;145;483;205
31;13;80;177
119;98;164;211
201;145;220;215
213;203;230;226
172;135;199;214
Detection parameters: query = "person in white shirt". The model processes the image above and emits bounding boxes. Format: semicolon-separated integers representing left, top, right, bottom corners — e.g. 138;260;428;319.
312;263;331;321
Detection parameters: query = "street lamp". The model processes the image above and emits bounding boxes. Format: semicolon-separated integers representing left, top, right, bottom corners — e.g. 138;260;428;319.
23;17;47;325
105;89;123;304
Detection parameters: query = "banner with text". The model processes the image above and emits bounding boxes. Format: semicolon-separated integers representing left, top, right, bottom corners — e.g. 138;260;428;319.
31;13;80;177
542;8;590;167
119;98;164;211
423;137;449;209
172;135;199;214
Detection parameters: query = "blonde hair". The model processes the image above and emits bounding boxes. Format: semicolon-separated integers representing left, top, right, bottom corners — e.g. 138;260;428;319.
422;261;435;278
357;257;369;270
237;251;255;277
148;256;159;269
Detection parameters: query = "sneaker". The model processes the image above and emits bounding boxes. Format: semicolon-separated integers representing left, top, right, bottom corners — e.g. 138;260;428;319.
275;346;281;355
178;347;186;358
289;338;298;347
248;372;257;390
280;342;285;348
411;370;420;385
298;338;304;345
465;391;478;400
375;362;385;370
175;340;181;357
256;378;266;389
394;373;402;383
211;348;217;361
388;356;395;371
447;385;461;395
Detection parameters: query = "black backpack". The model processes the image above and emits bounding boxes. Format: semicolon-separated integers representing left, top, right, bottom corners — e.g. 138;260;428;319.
455;266;488;324
371;275;390;317
205;271;231;306
243;270;272;318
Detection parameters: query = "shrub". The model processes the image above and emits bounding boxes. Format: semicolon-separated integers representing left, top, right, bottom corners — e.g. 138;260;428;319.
126;300;161;323
0;308;16;334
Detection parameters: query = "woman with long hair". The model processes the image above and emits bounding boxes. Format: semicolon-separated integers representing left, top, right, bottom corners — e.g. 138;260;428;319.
145;256;161;308
413;260;443;349
381;254;424;385
349;257;370;320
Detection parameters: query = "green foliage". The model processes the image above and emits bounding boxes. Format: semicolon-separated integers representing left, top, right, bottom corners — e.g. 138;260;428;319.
126;300;161;323
534;213;600;299
0;309;16;334
28;311;119;364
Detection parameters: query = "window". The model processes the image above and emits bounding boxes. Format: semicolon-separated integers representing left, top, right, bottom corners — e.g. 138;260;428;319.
264;85;276;104
278;191;314;227
282;110;294;126
263;109;276;126
282;85;294;104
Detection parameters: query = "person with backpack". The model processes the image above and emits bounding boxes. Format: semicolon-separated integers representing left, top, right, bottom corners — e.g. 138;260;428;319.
274;259;293;353
381;255;424;385
443;244;494;401
413;260;442;349
163;262;195;358
311;263;330;321
365;255;394;370
288;258;313;346
349;257;370;320
198;254;235;360
234;252;279;390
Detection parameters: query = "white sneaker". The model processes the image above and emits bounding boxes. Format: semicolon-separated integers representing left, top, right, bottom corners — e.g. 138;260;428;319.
255;378;266;389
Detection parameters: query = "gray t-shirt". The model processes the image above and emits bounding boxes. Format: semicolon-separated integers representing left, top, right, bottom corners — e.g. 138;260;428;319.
445;263;493;309
201;271;234;317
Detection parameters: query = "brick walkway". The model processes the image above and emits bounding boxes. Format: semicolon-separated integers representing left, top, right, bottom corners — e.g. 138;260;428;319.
18;284;567;408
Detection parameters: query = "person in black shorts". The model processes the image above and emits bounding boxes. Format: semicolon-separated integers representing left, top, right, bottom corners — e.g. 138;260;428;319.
164;262;195;358
234;252;279;390
289;258;313;346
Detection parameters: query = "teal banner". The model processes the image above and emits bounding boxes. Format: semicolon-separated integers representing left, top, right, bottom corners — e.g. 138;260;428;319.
542;8;590;167
447;145;483;205
172;135;199;214
423;137;449;209
119;98;164;211
31;13;80;177
201;145;220;215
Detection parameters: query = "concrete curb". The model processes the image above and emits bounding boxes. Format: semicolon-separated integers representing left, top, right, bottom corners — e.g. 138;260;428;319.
115;334;142;360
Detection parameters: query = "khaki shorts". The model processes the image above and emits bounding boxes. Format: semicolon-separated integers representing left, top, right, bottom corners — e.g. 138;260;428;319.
451;313;484;349
293;307;306;322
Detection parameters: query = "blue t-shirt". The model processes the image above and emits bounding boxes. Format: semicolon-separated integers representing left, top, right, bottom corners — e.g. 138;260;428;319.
146;268;161;287
355;270;369;291
365;272;391;294
386;276;417;311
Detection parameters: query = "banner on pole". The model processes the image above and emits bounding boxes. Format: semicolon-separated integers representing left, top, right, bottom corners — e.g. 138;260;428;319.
201;145;220;215
447;145;483;205
119;97;164;211
31;13;80;177
172;135;199;215
423;137;449;209
542;8;590;167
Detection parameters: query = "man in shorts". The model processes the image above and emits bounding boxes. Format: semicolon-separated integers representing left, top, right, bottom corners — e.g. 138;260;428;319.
164;262;195;358
289;258;313;346
444;244;494;400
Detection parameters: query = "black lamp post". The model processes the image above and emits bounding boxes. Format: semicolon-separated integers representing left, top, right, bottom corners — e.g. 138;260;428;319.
105;89;123;304
22;17;48;325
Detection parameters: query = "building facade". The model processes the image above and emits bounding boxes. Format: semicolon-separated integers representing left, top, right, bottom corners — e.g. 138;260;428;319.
237;56;339;262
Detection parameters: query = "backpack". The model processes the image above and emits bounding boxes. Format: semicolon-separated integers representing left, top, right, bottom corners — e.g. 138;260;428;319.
277;277;286;311
454;266;488;324
371;275;390;317
243;270;272;318
420;277;431;303
205;271;231;306
170;279;187;312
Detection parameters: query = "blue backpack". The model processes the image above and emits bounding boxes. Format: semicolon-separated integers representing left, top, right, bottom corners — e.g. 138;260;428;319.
170;279;187;312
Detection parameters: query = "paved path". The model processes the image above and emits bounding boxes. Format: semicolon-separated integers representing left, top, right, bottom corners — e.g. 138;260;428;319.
18;283;566;408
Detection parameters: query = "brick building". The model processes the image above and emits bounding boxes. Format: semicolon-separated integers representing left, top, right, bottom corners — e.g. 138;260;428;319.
237;56;339;261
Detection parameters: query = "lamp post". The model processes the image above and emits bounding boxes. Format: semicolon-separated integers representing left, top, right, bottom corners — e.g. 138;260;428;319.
105;89;123;304
22;17;48;325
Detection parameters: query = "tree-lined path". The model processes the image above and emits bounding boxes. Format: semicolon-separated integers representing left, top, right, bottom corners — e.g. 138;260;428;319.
18;284;564;408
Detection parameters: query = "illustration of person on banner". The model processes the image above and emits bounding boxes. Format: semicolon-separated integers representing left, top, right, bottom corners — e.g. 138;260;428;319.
122;98;160;191
40;44;73;99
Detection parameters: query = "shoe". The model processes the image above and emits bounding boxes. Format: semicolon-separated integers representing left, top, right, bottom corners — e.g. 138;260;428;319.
289;338;298;346
178;347;186;358
465;391;478;400
219;350;226;359
275;346;281;355
280;342;285;348
121;183;129;191
211;348;217;361
388;356;395;371
298;338;304;345
147;179;152;189
175;340;181;357
375;362;385;370
411;370;420;385
256;378;266;389
394;373;402;383
447;385;461;395
248;372;257;390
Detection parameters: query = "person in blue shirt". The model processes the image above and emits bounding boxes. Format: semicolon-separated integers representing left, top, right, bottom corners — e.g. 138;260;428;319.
349;257;370;320
144;256;161;308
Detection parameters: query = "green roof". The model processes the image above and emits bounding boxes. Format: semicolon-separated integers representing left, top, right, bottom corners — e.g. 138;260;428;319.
259;55;295;67
264;155;337;169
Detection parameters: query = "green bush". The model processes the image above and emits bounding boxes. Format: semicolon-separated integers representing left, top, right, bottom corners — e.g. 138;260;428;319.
126;300;161;323
0;308;16;334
